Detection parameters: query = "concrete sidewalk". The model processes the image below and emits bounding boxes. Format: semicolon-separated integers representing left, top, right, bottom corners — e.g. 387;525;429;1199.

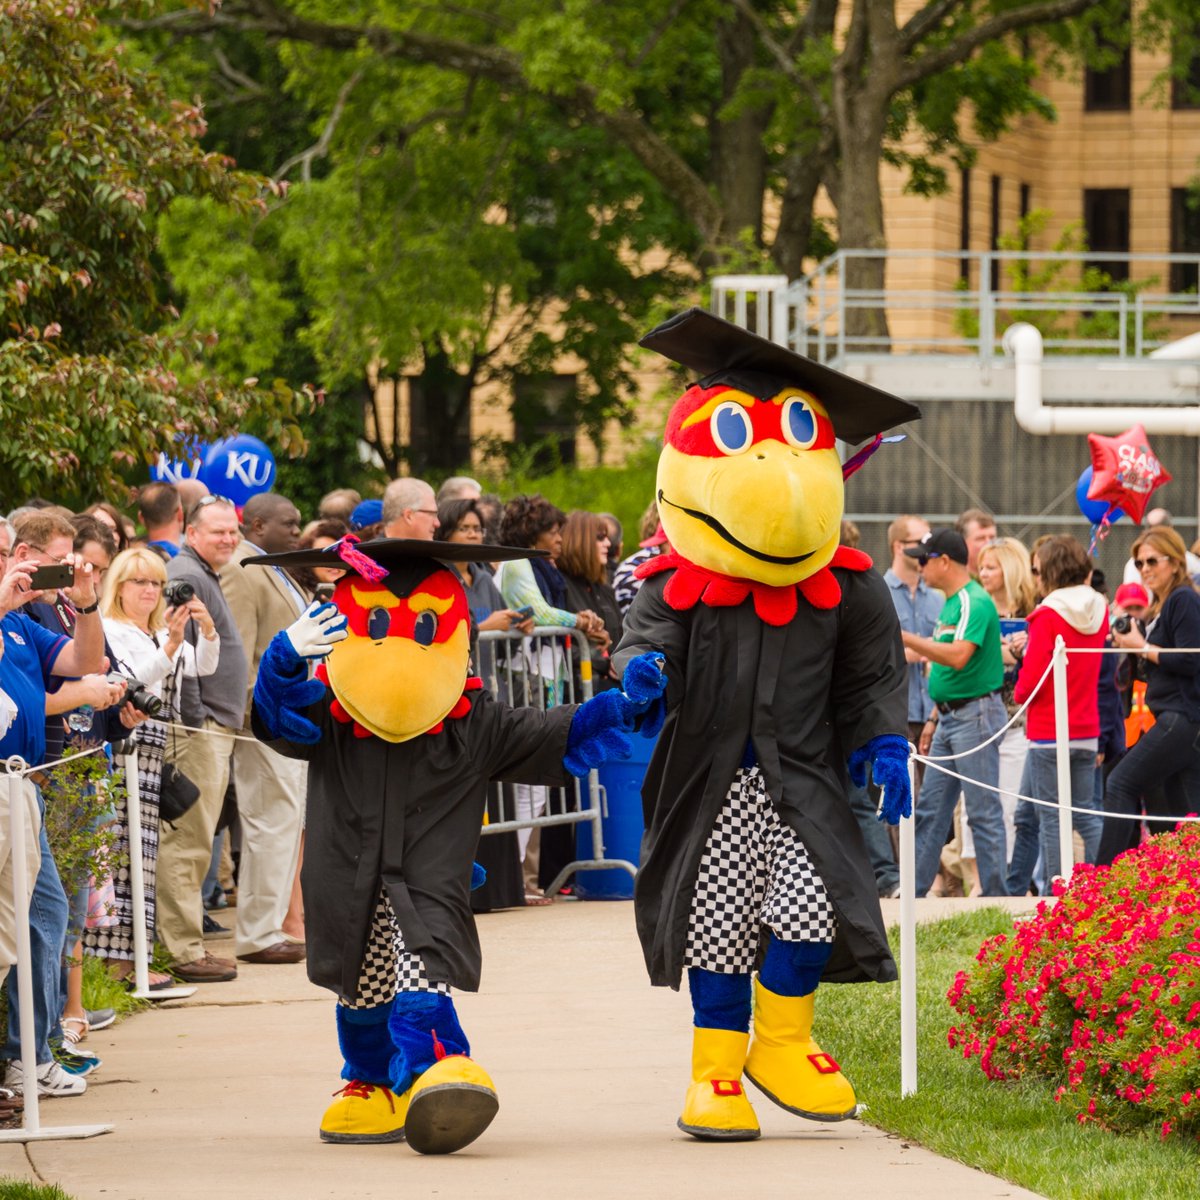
2;899;1042;1200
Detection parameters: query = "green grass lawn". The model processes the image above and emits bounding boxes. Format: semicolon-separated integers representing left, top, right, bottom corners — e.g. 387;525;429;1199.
817;908;1199;1200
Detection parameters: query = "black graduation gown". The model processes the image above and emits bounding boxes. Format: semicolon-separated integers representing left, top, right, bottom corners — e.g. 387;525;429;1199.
612;565;907;990
252;688;575;999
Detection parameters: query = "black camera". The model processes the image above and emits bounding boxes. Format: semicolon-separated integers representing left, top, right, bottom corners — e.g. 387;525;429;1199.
1113;614;1145;636
162;579;195;607
107;672;165;718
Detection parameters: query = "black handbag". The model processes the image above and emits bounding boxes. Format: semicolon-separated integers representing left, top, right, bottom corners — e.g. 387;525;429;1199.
158;761;200;826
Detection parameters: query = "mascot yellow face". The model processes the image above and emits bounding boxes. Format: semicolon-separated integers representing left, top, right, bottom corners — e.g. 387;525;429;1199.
324;564;470;743
657;380;844;587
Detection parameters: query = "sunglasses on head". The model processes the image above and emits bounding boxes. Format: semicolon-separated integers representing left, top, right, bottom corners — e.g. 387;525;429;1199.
1134;556;1165;571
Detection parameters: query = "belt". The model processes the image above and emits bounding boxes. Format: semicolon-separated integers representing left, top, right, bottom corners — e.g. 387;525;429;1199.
27;770;48;788
935;689;1001;716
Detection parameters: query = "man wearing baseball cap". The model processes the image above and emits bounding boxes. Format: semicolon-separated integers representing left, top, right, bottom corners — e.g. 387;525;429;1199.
900;529;1008;896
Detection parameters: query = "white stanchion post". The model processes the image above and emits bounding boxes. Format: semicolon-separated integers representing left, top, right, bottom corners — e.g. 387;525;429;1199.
122;750;194;1002
0;759;111;1143
900;743;917;1097
1052;636;1074;885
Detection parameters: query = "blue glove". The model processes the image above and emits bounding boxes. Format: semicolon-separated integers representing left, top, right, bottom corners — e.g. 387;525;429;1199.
848;734;912;825
253;631;328;745
563;652;668;777
471;862;487;891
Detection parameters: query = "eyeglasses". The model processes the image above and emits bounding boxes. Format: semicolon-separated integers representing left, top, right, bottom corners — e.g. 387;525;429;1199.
917;553;943;568
191;494;233;511
454;522;484;536
411;509;439;518
26;543;65;564
125;578;164;590
1134;556;1164;571
899;538;923;546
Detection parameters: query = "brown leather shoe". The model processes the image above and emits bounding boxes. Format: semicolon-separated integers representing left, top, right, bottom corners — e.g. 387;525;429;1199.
173;952;238;983
237;941;307;965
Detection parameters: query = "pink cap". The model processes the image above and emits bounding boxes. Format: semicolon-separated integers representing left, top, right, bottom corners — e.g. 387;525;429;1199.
1114;582;1150;609
639;523;668;549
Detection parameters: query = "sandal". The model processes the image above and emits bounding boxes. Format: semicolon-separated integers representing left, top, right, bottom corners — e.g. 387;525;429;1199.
61;1016;89;1047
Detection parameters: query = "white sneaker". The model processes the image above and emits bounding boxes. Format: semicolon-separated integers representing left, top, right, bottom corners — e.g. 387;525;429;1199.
4;1058;87;1097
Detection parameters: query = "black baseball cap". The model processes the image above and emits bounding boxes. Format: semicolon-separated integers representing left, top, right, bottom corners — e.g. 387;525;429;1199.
903;528;968;565
638;307;921;445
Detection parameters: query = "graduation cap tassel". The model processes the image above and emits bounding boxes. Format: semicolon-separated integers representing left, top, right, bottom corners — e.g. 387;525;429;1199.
841;433;905;481
330;534;389;582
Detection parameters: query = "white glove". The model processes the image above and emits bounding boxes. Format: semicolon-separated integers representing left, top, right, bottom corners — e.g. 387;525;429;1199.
284;601;349;659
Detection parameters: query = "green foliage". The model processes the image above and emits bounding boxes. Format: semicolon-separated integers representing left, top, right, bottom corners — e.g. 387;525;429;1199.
0;1182;75;1200
0;1;314;509
42;752;126;906
818;908;1200;1199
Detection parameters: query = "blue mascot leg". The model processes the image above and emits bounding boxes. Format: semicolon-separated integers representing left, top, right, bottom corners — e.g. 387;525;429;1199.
320;1003;408;1144
745;932;857;1121
678;968;759;1140
392;990;498;1156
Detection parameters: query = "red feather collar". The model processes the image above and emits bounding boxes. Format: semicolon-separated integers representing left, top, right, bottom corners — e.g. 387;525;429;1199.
314;663;483;740
634;547;872;626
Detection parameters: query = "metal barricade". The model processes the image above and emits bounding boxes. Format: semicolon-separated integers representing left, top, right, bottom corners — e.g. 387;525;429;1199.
475;627;638;896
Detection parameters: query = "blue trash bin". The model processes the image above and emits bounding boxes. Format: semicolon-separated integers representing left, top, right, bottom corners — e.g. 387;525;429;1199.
574;735;656;900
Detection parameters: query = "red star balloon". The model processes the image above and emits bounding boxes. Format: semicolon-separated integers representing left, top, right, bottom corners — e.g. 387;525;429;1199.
1086;424;1172;523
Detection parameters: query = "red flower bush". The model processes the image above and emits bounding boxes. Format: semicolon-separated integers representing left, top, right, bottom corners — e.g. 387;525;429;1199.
947;823;1200;1139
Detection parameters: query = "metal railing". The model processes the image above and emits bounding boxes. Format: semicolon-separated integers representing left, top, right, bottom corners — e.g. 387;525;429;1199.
475;627;637;896
712;249;1200;365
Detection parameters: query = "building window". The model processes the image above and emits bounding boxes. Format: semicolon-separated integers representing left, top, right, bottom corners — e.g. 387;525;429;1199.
1172;31;1200;109
512;374;577;471
1084;21;1132;112
959;168;971;284
1019;183;1031;226
1170;188;1200;292
1083;188;1131;283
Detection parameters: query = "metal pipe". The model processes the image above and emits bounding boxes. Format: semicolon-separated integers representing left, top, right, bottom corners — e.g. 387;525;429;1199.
1052;638;1075;885
899;744;917;1098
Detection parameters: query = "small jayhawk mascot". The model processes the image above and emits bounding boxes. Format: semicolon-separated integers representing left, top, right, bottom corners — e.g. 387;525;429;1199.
247;536;664;1153
614;308;920;1140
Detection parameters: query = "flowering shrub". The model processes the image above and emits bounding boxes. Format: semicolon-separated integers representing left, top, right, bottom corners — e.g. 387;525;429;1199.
947;824;1200;1139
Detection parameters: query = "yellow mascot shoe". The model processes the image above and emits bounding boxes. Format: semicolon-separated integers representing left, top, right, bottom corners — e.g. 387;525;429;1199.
677;1028;760;1141
404;1055;499;1155
744;982;857;1121
319;1079;410;1144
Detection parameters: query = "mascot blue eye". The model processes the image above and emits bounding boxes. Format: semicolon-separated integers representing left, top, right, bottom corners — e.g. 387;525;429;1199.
781;396;818;449
413;610;438;646
367;607;390;641
710;402;752;455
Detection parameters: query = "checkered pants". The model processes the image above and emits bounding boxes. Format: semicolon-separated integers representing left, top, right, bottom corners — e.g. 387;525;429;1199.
338;889;450;1009
684;765;836;974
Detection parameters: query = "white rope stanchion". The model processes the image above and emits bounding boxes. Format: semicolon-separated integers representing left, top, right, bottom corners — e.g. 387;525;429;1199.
1051;637;1075;884
121;750;194;1001
0;758;110;1143
899;744;917;1098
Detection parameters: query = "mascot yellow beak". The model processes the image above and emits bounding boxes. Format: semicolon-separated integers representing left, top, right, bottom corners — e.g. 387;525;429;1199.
325;568;471;743
657;384;843;587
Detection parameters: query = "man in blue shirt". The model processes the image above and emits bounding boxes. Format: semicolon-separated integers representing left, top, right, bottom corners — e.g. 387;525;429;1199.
0;525;107;1098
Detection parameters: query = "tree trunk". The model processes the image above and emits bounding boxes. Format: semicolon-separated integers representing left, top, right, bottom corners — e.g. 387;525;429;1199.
710;7;770;247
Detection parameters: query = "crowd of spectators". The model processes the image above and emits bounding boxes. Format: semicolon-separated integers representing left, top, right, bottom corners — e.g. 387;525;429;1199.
0;474;661;1105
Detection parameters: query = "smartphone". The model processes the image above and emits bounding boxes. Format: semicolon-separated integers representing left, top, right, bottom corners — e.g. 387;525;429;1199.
513;604;534;620
998;618;1028;638
314;583;335;602
30;563;74;591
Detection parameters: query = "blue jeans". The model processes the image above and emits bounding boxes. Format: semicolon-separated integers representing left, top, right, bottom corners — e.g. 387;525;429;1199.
1007;746;1102;893
915;695;1007;896
4;791;70;1065
846;775;898;892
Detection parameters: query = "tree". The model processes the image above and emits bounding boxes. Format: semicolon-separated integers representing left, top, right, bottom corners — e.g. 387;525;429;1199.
0;0;313;509
129;1;1199;386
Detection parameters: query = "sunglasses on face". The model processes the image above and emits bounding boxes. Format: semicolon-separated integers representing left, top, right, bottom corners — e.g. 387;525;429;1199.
917;553;943;568
1134;556;1165;571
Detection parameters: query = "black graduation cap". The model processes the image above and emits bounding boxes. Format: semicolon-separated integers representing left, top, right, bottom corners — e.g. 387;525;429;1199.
639;307;921;445
244;537;547;601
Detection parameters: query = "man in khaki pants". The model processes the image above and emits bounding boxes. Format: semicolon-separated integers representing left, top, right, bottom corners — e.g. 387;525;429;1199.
159;498;248;982
220;493;308;965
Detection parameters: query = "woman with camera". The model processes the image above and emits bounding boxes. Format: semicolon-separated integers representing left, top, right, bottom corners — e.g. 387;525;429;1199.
82;547;219;987
1099;527;1200;865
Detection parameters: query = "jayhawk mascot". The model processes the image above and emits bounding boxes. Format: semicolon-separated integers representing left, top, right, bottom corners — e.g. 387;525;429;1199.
613;309;920;1140
247;537;664;1152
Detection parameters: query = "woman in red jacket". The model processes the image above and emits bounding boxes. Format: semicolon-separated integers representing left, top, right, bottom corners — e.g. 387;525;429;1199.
1006;536;1108;892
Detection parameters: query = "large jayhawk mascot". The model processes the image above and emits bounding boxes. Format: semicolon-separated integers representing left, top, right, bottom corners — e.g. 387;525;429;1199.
247;537;664;1153
613;309;920;1140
